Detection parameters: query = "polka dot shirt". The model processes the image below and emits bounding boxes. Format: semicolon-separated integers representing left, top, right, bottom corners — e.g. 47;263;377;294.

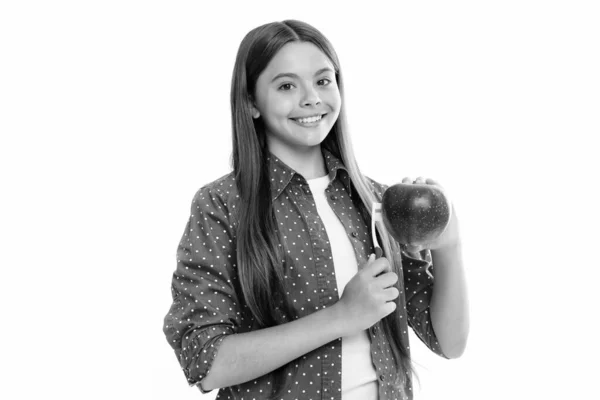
163;148;447;400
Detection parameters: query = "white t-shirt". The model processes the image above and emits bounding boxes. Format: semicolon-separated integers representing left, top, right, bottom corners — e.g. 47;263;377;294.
307;174;378;400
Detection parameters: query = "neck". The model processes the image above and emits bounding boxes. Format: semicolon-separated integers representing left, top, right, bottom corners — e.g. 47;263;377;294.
268;143;327;180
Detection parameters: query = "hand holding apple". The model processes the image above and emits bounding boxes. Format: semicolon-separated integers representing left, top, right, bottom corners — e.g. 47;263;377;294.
381;177;460;253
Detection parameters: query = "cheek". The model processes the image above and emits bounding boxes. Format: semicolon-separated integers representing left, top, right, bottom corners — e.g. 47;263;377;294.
332;90;342;110
275;105;293;120
262;93;294;119
274;99;296;119
323;89;342;112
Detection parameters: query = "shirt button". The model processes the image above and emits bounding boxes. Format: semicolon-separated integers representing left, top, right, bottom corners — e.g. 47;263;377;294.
379;375;385;382
351;231;358;238
330;194;337;201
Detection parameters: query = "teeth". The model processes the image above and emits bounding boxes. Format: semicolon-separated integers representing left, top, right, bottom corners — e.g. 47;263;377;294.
295;115;323;124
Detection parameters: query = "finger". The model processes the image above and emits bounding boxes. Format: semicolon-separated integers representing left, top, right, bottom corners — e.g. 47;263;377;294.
376;271;398;288
383;286;400;301
382;301;397;316
425;178;441;187
366;257;391;277
414;176;426;184
401;177;412;184
363;253;377;268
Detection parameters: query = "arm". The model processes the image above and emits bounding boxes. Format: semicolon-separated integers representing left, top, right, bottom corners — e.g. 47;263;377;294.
168;183;339;393
367;176;469;358
203;253;399;391
165;186;397;392
429;235;469;358
163;186;244;391
366;176;447;357
407;177;470;359
201;302;347;391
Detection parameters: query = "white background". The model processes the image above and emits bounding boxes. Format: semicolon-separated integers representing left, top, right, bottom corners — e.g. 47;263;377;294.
1;1;599;399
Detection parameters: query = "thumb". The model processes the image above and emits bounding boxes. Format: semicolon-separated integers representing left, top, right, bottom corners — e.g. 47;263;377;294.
361;253;376;269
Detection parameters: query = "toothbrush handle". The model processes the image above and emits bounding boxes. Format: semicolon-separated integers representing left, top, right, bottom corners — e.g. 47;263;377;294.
371;202;384;260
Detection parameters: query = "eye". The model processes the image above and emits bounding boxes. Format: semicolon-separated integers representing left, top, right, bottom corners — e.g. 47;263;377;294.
317;78;332;86
278;83;295;91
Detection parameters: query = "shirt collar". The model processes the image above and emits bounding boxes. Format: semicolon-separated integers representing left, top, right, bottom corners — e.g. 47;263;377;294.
267;147;352;201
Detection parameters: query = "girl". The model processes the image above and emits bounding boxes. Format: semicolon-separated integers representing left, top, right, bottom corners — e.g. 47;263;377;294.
163;20;469;400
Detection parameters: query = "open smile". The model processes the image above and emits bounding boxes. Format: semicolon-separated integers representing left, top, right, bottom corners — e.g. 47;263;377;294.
290;113;328;126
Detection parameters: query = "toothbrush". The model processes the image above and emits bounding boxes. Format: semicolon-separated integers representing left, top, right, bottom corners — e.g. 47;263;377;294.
371;202;384;259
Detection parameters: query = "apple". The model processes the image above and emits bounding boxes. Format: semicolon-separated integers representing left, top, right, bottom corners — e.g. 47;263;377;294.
380;183;452;247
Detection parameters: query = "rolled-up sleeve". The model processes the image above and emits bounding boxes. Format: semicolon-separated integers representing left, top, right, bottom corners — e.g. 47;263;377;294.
163;185;242;391
402;251;447;358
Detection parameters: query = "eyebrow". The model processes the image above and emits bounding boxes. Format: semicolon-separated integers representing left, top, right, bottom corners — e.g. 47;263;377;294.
270;67;334;83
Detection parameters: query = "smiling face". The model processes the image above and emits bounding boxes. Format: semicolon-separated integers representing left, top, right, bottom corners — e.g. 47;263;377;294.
250;41;342;159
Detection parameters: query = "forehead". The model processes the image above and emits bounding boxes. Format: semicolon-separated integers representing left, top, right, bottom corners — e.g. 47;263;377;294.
262;41;334;77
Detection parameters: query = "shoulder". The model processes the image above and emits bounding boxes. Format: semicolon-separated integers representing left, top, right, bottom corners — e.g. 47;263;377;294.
190;171;239;222
194;171;238;200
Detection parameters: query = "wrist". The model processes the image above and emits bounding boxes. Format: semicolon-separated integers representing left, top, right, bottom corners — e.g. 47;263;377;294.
329;301;353;337
431;239;462;255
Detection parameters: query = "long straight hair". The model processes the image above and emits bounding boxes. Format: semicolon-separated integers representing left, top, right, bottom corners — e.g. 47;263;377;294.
230;20;415;396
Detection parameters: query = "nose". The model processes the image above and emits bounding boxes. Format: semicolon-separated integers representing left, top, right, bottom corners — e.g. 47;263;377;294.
301;85;321;107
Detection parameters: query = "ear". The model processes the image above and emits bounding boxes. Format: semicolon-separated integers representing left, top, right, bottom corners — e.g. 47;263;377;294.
248;96;260;119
